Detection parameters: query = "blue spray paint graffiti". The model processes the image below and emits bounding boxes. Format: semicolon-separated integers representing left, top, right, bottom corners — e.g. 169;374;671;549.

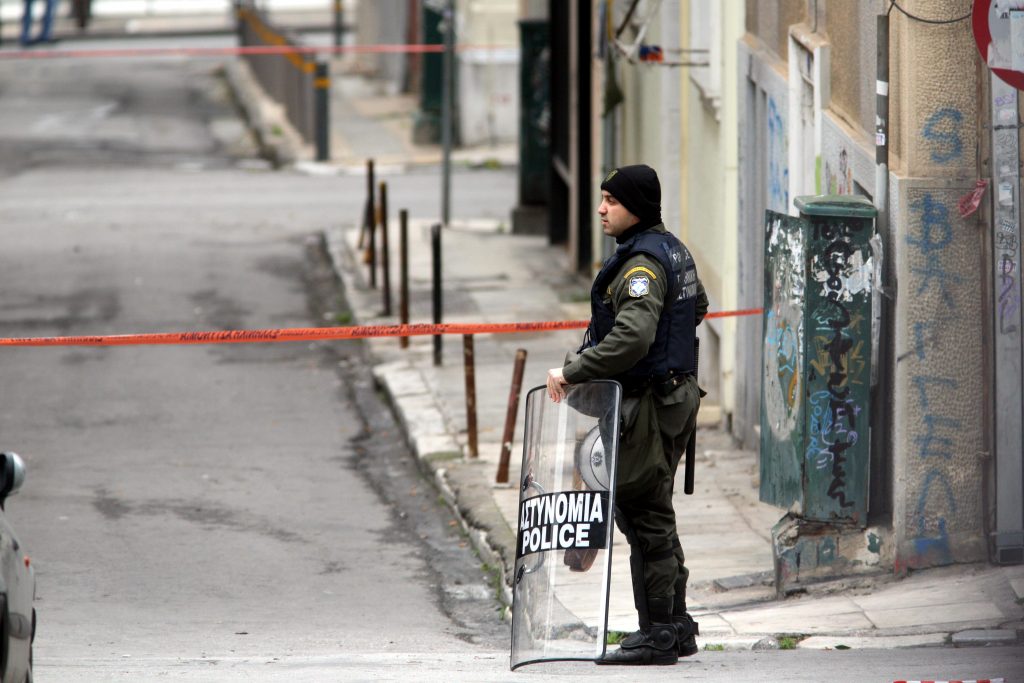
912;321;936;360
913;375;962;460
767;96;789;214
921;108;963;163
913;469;956;564
903;180;965;567
907;193;962;307
907;366;960;564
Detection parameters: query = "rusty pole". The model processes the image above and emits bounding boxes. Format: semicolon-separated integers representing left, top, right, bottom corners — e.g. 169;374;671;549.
431;223;443;366
399;209;410;349
496;348;528;484
463;335;478;458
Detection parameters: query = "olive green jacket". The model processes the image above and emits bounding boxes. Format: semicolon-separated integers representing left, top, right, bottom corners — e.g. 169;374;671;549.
563;225;708;496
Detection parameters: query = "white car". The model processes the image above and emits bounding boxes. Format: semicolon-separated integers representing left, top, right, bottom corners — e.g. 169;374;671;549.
0;453;34;683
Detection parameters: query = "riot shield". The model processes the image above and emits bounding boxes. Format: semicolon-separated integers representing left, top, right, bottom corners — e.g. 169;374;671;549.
510;380;621;670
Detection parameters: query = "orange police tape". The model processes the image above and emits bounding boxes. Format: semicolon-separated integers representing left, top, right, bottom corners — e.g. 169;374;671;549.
0;309;763;348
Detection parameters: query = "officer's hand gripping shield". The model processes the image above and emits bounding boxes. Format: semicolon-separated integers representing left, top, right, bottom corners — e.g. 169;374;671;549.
510;380;621;670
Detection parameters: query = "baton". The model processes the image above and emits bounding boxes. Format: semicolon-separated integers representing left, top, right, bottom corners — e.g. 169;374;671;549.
683;338;699;495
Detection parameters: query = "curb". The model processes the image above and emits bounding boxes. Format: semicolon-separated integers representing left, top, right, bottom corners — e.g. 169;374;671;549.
323;229;518;610
222;60;304;168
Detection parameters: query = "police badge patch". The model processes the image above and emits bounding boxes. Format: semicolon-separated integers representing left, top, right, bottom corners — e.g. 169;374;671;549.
628;275;650;297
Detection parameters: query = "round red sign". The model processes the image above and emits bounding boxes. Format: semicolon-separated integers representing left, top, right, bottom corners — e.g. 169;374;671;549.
973;0;1024;90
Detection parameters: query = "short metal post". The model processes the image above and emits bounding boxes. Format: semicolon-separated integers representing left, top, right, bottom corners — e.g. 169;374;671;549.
440;0;454;228
463;335;478;458
496;349;528;484
314;59;330;162
379;181;392;315
333;0;344;50
431;223;443;366
367;160;377;288
358;158;373;249
234;1;244;49
399;209;410;349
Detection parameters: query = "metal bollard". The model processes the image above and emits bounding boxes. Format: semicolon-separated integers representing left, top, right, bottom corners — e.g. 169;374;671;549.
333;0;344;49
399;209;410;349
431;223;443;366
314;59;330;162
463;335;478;458
379;181;392;315
358;158;373;249
496;349;528;484
366;160;377;287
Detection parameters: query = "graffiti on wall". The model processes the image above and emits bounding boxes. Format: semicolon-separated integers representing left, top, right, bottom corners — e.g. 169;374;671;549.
824;147;853;195
995;127;1021;335
913;469;956;564
763;214;804;439
897;105;972;568
767;95;789;214
804;218;872;511
921;107;963;163
903;187;964;567
907;193;962;307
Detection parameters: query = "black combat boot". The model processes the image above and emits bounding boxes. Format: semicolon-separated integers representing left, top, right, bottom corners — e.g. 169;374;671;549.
672;571;699;657
673;613;699;657
598;597;678;666
597;623;677;665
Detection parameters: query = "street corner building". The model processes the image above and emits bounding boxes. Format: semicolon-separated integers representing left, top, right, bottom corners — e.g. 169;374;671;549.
494;0;1022;583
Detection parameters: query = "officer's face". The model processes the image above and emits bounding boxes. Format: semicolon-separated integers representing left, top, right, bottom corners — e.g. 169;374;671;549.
598;191;640;237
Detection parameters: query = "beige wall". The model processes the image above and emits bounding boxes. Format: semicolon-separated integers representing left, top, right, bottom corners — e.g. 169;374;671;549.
825;1;883;134
888;0;988;569
678;0;743;408
747;0;805;62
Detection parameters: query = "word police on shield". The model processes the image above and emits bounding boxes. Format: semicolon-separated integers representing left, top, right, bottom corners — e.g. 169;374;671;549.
516;490;609;557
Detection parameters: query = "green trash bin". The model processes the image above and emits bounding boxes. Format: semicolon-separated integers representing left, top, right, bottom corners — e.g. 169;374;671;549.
760;195;877;525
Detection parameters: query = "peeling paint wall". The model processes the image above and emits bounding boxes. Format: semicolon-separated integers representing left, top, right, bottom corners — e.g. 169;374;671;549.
821;117;875;198
736;37;790;447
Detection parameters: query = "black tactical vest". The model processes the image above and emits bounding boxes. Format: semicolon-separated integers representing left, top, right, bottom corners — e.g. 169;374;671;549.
582;228;699;388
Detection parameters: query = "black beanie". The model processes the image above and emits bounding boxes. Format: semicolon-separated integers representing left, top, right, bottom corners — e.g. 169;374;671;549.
600;164;661;224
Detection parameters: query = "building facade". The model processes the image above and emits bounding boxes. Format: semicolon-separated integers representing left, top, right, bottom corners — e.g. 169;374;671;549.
520;0;1018;571
740;0;1021;571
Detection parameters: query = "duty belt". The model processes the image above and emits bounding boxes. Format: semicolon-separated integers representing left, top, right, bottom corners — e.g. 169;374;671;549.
654;371;694;397
619;371;693;397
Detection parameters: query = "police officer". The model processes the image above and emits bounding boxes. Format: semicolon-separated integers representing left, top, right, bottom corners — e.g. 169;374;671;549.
547;164;707;665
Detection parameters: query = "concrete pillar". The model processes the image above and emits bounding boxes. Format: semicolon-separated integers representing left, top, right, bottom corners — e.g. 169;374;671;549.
889;0;988;570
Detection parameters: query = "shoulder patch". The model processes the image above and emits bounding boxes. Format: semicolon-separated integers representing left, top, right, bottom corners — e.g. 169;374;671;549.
622;265;657;281
628;275;650;298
